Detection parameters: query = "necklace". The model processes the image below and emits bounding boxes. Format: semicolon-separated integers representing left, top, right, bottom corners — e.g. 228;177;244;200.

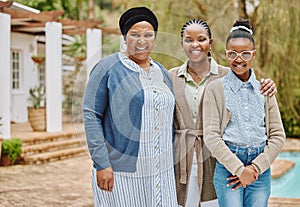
128;55;151;71
187;67;203;84
187;67;201;77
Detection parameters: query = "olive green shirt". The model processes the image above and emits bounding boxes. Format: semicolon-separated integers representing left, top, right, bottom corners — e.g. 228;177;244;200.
177;58;219;124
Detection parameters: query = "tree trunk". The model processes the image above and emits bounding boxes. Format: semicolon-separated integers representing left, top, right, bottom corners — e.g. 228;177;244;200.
89;0;94;20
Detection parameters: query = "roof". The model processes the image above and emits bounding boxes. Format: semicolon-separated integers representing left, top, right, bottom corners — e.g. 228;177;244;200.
0;0;120;36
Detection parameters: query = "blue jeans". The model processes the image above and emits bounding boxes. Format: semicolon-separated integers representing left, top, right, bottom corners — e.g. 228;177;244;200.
214;142;270;207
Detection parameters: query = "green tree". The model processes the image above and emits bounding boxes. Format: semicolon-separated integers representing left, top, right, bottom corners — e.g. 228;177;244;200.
255;0;300;136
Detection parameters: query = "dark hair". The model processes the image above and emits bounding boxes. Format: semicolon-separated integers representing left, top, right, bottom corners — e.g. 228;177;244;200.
181;19;212;56
181;19;212;40
226;19;255;47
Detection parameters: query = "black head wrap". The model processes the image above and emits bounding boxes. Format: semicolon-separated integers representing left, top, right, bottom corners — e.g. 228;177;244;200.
119;7;158;39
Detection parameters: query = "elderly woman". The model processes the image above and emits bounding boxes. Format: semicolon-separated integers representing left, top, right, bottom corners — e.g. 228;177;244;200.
82;7;178;207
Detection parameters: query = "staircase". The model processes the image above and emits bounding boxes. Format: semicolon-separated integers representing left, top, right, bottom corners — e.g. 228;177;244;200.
13;123;88;164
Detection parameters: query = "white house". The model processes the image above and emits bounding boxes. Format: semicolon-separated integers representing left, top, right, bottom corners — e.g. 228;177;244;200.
0;1;104;138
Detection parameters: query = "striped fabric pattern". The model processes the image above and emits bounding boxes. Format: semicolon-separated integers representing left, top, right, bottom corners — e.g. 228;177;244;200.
92;55;178;207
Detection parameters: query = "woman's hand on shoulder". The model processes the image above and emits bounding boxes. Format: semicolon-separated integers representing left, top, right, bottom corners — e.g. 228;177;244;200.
260;78;277;97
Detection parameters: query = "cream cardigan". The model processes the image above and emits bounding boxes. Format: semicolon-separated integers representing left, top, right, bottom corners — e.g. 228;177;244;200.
169;62;229;206
203;78;286;177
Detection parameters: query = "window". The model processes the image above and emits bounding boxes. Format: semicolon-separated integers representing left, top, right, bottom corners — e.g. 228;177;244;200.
39;63;46;88
11;50;22;90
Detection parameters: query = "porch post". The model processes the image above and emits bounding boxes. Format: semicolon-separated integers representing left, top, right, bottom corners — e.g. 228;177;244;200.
86;28;102;77
45;22;62;132
0;13;11;139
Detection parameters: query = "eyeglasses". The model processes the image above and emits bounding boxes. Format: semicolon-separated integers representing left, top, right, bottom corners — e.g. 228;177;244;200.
225;50;256;61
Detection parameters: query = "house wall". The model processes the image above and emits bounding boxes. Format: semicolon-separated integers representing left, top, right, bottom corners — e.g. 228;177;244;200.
11;32;38;123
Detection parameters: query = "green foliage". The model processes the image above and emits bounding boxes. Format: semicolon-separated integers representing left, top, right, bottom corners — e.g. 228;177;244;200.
18;0;58;11
16;0;89;20
95;0;113;10
255;0;300;137
62;66;83;122
1;138;22;164
29;86;46;109
64;35;86;58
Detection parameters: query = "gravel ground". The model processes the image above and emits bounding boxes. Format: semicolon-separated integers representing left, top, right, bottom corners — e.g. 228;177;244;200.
0;153;94;207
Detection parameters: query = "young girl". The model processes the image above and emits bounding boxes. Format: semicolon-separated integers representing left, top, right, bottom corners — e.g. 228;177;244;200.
202;19;286;207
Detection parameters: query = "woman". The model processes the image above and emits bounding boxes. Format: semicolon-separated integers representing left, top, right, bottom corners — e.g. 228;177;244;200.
168;19;277;207
202;19;285;207
82;7;178;207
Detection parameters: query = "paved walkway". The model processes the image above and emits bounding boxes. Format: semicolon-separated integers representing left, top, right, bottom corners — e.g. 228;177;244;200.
0;153;93;207
1;123;299;206
1;152;300;207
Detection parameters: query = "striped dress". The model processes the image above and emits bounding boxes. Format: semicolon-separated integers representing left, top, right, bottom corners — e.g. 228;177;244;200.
92;53;178;207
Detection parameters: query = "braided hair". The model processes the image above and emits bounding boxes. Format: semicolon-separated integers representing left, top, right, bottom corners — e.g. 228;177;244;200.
181;19;212;56
226;19;255;47
181;19;212;40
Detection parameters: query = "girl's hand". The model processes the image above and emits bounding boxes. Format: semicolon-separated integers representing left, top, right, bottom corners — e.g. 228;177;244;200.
227;175;243;190
239;165;258;187
260;78;277;97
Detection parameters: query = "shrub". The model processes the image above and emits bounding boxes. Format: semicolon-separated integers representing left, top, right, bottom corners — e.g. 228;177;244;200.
1;138;22;164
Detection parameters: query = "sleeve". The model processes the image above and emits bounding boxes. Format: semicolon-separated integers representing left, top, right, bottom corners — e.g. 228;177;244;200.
251;95;286;174
82;62;111;171
203;81;245;177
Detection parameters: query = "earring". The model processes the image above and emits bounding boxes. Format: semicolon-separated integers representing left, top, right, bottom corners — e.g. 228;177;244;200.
120;41;127;52
208;47;212;57
207;47;211;57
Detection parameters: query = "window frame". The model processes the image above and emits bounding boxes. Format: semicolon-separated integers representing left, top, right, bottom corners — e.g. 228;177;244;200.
11;49;23;91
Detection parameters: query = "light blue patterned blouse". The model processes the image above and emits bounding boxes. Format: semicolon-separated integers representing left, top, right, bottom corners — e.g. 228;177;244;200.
222;69;267;147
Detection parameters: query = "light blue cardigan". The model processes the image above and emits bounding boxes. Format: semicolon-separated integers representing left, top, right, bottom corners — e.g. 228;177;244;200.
82;53;173;171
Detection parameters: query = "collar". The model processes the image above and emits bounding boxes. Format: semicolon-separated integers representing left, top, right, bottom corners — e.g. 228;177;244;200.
177;57;219;79
226;68;260;93
118;52;155;72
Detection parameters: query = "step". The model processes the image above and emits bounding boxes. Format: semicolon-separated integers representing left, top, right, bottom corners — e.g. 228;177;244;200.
271;159;295;179
269;198;300;207
23;146;88;164
21;138;86;155
21;131;85;145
